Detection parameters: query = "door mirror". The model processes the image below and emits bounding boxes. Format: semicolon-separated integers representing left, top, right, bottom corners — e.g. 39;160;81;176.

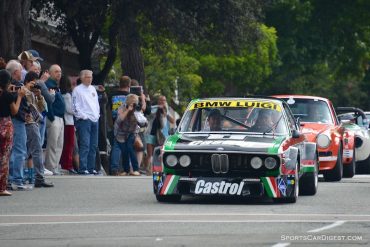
292;129;301;138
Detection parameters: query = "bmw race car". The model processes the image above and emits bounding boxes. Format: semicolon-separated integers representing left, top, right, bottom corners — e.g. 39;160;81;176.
152;97;319;203
336;107;370;173
274;95;356;180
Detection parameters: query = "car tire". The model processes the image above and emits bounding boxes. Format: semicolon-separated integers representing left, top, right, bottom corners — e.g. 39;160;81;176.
343;149;356;178
274;164;299;203
299;154;319;196
156;194;182;203
323;144;343;182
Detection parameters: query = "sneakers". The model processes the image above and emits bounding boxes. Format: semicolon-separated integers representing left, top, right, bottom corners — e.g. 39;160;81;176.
35;180;54;188
9;183;33;191
89;170;98;175
44;168;53;176
68;169;78;175
78;170;91;175
130;171;141;176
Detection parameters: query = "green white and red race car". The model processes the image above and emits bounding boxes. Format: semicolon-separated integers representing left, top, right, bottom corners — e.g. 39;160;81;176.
152;97;319;203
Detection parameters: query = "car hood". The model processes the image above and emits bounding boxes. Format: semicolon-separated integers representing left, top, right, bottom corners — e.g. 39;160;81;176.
300;122;333;136
164;133;286;154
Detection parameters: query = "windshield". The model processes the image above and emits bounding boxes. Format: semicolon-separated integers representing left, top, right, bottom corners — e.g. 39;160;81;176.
283;98;333;124
178;99;288;134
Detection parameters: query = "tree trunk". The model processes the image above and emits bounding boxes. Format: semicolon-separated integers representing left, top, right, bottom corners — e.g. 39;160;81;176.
118;9;146;91
0;0;31;60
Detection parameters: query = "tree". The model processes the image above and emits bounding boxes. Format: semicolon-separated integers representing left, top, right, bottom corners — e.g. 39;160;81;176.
265;0;370;108
31;0;119;84
0;0;31;60
116;0;265;90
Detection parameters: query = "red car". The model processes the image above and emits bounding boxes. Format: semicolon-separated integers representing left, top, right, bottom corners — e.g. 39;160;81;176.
273;95;356;181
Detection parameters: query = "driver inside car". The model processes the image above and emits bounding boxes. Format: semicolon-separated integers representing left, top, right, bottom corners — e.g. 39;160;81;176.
248;110;275;133
205;109;222;131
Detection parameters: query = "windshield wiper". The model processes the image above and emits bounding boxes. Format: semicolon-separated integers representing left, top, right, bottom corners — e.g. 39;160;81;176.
263;115;283;135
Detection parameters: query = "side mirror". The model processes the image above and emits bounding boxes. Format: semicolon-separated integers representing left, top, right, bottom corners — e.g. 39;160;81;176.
169;127;177;135
295;117;301;127
292;129;301;138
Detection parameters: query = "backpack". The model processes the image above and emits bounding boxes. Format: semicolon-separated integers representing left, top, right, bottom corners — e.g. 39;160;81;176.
111;95;127;120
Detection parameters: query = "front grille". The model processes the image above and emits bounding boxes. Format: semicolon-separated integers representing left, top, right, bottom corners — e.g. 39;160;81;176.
164;152;280;177
319;151;332;157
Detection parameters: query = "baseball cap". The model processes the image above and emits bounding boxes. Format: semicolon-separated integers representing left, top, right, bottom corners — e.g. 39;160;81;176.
17;51;37;61
27;49;44;61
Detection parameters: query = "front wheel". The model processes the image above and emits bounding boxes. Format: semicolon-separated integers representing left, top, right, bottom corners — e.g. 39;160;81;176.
156;194;182;203
323;144;343;182
299;155;319;196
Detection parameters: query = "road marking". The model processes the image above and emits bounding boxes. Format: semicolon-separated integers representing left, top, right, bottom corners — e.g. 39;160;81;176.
1;213;370;217
272;243;290;247
307;220;346;233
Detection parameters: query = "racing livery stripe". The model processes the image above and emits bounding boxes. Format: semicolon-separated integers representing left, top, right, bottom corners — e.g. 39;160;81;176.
160;174;173;195
164;133;182;151
165;175;180;195
267;136;285;155
261;177;278;198
301;166;315;173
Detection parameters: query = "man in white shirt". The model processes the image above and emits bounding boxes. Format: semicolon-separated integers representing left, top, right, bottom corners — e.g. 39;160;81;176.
72;70;100;175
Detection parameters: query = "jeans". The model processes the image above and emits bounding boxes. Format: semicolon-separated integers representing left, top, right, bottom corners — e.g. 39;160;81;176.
26;123;44;179
76;119;98;173
39;117;46;147
9;118;27;185
114;134;139;173
110;140;121;173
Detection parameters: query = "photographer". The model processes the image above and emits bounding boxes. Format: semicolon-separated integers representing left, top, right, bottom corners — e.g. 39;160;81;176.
23;72;53;187
111;94;147;176
144;95;175;175
0;69;25;196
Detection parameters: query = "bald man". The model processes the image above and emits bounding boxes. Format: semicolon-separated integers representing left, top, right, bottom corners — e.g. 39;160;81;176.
44;64;65;178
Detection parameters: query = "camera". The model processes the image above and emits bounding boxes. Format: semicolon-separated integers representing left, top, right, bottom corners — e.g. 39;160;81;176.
33;83;42;90
130;86;143;96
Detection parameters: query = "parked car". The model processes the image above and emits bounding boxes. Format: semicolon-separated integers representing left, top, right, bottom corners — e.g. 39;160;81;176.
152;97;319;204
273;95;356;180
336;107;370;173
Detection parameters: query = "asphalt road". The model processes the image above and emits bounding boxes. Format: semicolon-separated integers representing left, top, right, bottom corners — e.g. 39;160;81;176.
0;175;369;247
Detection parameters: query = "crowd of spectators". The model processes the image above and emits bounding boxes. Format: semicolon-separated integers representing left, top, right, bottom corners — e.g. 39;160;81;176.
0;49;177;196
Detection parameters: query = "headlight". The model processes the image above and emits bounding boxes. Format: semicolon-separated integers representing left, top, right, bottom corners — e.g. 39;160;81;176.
179;155;191;167
166;155;178;167
317;134;331;148
250;157;263;169
264;157;277;169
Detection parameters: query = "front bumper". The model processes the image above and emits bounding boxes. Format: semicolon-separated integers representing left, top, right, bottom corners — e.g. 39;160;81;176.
153;172;296;199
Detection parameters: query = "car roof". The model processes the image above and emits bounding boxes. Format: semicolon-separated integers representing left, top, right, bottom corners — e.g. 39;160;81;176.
272;94;330;103
193;96;284;104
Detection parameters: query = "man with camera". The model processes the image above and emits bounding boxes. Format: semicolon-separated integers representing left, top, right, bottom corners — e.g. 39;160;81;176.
6;60;32;190
72;70;100;175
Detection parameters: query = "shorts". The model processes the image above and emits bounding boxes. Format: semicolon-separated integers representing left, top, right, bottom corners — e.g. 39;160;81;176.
145;134;157;145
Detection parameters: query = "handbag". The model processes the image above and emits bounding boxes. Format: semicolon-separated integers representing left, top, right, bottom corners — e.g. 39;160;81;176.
133;135;144;151
29;103;43;123
156;129;166;146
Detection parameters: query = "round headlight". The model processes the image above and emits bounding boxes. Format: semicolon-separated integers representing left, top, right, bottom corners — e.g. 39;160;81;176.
264;157;277;169
317;134;331;148
166;155;178;167
179;155;191;167
250;157;263;169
